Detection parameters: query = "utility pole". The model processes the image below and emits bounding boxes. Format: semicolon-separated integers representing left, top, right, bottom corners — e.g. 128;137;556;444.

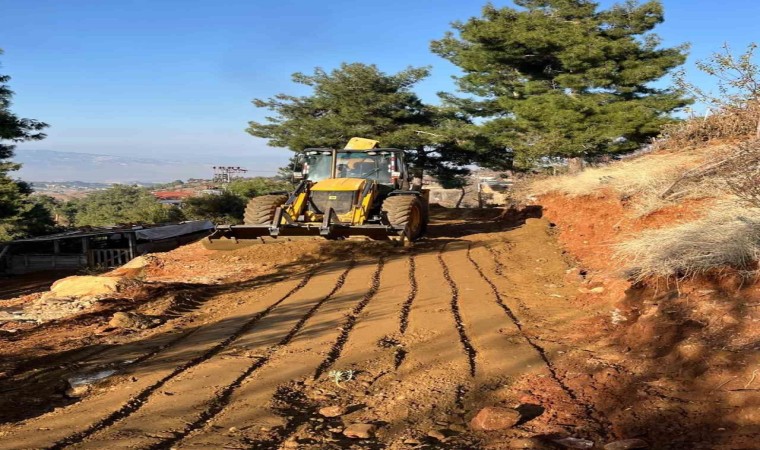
212;166;248;184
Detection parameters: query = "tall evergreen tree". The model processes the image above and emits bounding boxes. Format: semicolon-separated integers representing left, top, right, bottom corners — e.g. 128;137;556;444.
0;49;53;240
431;0;690;168
247;63;477;185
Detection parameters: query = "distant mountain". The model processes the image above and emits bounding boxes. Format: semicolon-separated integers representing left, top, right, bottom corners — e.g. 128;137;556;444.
13;149;212;183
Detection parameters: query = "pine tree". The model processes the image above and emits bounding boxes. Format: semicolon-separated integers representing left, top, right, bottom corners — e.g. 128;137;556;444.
247;63;477;185
431;0;690;168
0;49;52;239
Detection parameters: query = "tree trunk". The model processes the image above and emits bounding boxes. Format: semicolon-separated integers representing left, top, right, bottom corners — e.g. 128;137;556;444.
416;146;427;175
455;187;466;208
412;146;426;190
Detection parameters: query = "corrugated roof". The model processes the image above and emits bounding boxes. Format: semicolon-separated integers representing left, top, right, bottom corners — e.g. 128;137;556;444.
3;221;209;244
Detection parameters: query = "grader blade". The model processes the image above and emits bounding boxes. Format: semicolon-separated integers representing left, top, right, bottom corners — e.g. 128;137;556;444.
202;221;404;251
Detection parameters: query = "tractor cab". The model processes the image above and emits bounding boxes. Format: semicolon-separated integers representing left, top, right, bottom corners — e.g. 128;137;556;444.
298;139;409;190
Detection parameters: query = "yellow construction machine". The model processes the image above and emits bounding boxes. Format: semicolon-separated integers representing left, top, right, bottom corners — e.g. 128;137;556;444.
204;138;429;248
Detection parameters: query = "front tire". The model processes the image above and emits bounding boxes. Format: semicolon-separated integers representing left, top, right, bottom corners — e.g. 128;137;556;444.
243;194;288;225
382;195;425;240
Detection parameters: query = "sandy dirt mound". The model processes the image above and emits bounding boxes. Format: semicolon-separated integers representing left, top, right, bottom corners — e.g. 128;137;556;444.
48;275;123;299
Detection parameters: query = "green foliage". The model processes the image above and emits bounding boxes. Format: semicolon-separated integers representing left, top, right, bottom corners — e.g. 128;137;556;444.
183;191;245;225
0;48;51;240
182;178;290;225
227;177;291;199
150;179;186;191
247;62;480;182
431;0;690;168
28;194;82;230
0;186;58;240
71;185;184;227
16;194;60;236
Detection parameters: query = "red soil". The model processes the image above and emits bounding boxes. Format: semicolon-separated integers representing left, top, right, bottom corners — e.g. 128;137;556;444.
538;190;760;449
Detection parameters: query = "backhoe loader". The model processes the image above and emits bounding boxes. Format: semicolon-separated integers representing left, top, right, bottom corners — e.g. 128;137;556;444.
203;138;429;249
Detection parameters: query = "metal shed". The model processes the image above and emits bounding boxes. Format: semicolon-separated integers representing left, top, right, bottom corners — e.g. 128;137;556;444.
0;221;213;275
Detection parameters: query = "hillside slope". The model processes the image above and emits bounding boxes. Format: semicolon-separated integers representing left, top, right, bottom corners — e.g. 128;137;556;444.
529;142;760;449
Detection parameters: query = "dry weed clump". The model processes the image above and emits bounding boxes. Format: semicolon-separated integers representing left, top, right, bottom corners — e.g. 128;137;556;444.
655;139;760;212
615;203;760;281
659;102;760;150
531;152;716;206
721;139;760;207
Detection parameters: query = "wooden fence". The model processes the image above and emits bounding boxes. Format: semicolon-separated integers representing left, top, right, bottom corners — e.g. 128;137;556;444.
90;248;133;268
8;254;87;274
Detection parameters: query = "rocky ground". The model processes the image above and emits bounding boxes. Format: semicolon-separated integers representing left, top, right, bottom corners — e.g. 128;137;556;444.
0;205;756;449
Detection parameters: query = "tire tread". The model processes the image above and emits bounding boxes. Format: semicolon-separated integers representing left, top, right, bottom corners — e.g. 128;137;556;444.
243;194;289;225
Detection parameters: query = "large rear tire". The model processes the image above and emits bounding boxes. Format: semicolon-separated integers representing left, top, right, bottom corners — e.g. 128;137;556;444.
243;194;288;225
382;195;425;240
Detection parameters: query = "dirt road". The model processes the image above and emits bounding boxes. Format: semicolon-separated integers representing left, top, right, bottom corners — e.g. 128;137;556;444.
0;208;607;449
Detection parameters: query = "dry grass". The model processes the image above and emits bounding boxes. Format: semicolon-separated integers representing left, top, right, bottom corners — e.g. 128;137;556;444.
530;148;721;216
721;139;760;208
659;101;760;150
530;102;759;205
531;151;706;198
529;103;760;279
615;203;760;281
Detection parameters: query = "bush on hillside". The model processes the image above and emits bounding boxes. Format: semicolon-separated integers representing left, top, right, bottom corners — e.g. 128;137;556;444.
666;43;760;148
659;102;760;148
183;191;245;225
721;139;760;208
227;177;291;200
71;185;184;227
615;204;760;280
0;194;59;240
529;149;720;217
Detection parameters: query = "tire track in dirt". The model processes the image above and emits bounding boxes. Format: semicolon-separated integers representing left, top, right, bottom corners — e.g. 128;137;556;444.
440;241;548;420
484;244;534;313
438;244;477;376
100;327;202;371
242;254;416;448
321;248;473;446
488;245;504;276
1;278;288;386
398;253;417;335
145;262;357;450
248;259;387;449
44;271;317;450
466;244;609;436
172;260;382;450
313;258;384;380
394;253;417;368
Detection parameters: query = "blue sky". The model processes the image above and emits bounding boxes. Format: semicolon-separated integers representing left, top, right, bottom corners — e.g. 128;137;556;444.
1;0;759;179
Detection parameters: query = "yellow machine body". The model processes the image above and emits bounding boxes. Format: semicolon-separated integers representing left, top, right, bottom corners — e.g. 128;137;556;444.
344;137;379;150
283;177;375;225
203;138;427;249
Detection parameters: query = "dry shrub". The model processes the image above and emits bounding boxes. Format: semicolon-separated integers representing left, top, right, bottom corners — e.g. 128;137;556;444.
657;139;760;211
721;139;760;207
615;203;760;280
661;102;760;149
530;149;717;216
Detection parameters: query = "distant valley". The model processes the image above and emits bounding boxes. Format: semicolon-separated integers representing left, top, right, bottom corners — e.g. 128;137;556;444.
14;149;213;183
12;149;286;184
